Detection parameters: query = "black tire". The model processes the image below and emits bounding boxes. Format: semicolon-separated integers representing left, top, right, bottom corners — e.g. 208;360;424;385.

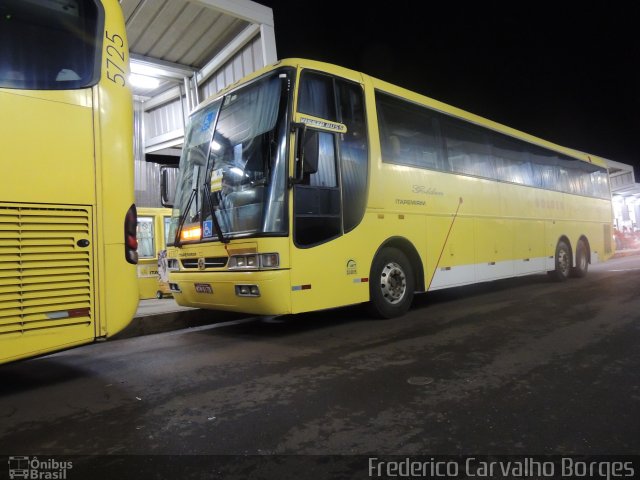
571;239;589;278
549;240;571;282
156;291;164;299
367;247;415;319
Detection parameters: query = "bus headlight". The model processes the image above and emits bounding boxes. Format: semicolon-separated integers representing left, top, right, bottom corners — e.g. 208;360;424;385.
229;254;259;270
235;285;260;297
167;259;179;271
228;253;279;270
260;253;279;269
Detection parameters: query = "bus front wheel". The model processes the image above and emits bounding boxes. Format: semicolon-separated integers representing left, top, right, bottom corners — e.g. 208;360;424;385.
549;240;571;282
368;248;415;319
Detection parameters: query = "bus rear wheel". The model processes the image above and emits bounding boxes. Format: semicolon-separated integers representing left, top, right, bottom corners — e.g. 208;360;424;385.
549;240;571;282
571;239;589;278
368;248;415;319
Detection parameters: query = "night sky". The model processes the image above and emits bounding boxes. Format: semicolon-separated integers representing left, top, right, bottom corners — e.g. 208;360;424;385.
256;1;639;177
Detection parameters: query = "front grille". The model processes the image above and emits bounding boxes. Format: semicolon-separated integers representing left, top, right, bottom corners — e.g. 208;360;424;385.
182;257;228;269
0;204;93;335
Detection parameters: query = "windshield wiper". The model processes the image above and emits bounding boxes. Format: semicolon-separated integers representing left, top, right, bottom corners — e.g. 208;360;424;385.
174;187;197;246
203;182;229;244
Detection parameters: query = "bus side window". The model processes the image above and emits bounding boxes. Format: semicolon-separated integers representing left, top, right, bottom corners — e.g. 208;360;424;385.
308;131;337;187
336;80;368;233
136;217;156;258
298;72;337;121
441;118;493;178
294;130;341;247
375;91;442;171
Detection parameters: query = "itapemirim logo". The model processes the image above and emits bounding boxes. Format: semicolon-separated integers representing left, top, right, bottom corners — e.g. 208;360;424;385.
8;456;72;479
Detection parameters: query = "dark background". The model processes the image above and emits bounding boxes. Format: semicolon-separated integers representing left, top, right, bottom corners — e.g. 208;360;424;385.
256;1;639;176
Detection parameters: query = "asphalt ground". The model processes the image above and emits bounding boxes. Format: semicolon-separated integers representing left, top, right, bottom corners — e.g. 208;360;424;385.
1;251;639;479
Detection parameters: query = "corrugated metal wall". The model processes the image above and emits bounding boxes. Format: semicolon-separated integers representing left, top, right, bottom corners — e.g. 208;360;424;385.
135;100;165;208
144;98;185;142
611;171;634;190
135;35;267;208
200;36;265;100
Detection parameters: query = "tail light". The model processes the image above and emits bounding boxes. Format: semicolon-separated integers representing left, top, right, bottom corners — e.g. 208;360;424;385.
124;204;138;264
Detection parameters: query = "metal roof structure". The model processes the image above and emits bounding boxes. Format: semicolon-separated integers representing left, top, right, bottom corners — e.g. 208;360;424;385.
607;159;640;230
125;1;249;68
121;0;276;99
608;159;640;199
120;0;278;207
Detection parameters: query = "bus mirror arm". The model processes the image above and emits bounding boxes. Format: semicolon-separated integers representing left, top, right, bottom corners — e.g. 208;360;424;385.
289;122;307;187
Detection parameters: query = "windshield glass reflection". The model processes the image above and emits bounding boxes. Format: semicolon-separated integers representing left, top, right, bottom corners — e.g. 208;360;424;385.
169;71;290;244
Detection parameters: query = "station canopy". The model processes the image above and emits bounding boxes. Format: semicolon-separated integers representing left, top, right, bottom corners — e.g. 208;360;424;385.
121;0;276;99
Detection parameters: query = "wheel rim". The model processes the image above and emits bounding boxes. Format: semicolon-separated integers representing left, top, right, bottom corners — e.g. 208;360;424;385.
558;248;570;276
380;261;407;304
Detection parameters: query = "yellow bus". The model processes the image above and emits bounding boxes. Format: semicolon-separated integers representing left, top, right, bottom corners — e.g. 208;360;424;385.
0;0;138;363
137;207;173;299
165;58;613;319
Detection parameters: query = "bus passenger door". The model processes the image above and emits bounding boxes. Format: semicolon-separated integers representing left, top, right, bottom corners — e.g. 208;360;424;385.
290;128;345;313
289;71;370;313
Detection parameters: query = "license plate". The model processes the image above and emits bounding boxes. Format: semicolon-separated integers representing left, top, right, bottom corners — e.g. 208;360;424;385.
194;283;213;294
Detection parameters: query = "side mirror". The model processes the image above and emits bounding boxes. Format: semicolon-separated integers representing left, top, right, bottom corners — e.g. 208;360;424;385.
160;166;177;208
291;122;307;184
302;130;319;175
290;122;319;186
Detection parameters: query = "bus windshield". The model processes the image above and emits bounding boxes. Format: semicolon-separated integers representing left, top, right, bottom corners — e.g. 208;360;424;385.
0;0;101;90
169;70;291;244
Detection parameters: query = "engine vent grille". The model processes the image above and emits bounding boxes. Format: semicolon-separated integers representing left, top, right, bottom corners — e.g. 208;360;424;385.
0;204;93;336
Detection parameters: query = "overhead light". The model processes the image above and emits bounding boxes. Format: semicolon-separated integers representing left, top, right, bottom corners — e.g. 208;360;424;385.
130;55;196;79
130;62;167;77
129;73;160;90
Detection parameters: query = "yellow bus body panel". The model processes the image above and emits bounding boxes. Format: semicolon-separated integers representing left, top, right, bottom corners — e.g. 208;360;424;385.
0;0;137;363
1;90;95;204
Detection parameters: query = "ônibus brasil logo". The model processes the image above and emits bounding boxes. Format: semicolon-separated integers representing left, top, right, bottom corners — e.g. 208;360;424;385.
8;456;72;479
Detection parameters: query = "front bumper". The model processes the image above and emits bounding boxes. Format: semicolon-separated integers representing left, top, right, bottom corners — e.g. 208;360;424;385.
168;269;292;316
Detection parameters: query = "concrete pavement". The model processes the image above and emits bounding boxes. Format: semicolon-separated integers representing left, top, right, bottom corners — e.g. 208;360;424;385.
114;299;243;340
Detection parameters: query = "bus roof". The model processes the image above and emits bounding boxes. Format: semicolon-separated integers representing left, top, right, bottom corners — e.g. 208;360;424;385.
197;58;607;170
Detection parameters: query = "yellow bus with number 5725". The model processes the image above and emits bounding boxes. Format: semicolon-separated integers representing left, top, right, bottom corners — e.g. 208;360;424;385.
164;58;613;319
0;0;139;364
